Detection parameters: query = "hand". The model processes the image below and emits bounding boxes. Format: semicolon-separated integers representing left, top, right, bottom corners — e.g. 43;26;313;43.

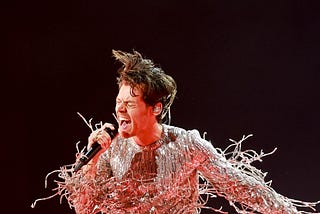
87;123;116;163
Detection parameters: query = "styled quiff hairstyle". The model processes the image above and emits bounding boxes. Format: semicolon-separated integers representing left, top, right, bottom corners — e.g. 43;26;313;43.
112;50;177;123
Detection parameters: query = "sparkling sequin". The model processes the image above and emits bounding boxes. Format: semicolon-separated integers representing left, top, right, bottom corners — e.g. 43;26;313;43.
32;124;319;214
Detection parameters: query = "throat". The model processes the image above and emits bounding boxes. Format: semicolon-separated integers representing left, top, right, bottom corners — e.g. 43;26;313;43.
134;124;163;146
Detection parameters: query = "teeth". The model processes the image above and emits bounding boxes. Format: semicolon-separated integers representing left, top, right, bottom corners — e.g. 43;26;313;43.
119;117;130;125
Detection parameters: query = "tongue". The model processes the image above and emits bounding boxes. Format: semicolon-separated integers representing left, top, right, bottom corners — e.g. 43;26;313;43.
121;121;130;130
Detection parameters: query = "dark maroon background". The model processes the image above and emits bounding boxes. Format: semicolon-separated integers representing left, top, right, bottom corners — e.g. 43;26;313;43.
4;1;320;213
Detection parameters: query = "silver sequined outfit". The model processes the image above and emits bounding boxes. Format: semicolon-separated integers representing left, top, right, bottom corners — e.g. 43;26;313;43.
51;124;318;214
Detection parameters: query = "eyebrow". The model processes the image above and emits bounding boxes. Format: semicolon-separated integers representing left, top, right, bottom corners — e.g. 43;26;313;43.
116;98;136;104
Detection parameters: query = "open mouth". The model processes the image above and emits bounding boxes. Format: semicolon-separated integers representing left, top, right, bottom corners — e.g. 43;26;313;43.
119;117;131;130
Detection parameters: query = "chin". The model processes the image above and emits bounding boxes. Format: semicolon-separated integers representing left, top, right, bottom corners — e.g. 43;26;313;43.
120;131;131;138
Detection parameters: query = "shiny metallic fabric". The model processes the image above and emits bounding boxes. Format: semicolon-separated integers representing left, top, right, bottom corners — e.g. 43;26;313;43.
32;124;319;213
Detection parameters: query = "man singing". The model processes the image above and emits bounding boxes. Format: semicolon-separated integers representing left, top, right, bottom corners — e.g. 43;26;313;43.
33;50;319;214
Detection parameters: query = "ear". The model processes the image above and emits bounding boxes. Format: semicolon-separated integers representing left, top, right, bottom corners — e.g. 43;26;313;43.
153;103;163;116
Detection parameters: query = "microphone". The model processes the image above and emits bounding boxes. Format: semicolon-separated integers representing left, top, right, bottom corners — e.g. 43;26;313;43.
73;125;118;173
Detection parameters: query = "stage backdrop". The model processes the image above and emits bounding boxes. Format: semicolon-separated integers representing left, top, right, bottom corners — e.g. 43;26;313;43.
4;1;320;213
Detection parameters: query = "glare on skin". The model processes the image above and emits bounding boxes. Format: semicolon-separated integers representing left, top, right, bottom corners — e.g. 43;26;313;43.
115;83;162;146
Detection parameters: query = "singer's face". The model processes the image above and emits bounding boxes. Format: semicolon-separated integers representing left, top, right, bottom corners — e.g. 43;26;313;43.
115;83;156;139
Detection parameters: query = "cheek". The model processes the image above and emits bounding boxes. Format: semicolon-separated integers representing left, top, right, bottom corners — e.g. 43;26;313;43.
129;108;149;122
127;109;139;121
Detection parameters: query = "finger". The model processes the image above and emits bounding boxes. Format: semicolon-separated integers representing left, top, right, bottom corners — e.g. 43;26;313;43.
101;123;116;131
87;130;102;148
89;130;111;147
87;123;114;149
98;135;111;149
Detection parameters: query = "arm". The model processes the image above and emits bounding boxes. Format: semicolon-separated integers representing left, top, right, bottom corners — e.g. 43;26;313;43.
31;123;116;213
61;149;114;214
188;130;319;213
60;124;116;213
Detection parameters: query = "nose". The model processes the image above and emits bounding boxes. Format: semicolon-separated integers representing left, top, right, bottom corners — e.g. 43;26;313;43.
116;101;127;113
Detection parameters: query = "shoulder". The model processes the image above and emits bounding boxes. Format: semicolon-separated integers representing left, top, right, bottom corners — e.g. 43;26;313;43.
162;124;207;144
162;124;218;162
163;124;210;144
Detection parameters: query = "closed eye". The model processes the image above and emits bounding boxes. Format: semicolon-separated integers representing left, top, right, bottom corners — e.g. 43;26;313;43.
116;99;136;108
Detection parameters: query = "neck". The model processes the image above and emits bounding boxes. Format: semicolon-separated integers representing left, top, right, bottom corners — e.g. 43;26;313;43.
134;123;162;146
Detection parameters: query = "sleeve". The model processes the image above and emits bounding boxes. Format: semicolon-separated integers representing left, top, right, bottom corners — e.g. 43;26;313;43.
59;150;115;214
31;144;115;214
187;130;319;214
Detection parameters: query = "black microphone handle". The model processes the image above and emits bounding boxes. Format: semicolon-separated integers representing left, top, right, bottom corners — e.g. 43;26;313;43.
73;126;118;172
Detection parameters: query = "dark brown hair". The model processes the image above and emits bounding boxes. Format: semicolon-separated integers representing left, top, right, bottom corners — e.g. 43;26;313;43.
113;50;177;123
